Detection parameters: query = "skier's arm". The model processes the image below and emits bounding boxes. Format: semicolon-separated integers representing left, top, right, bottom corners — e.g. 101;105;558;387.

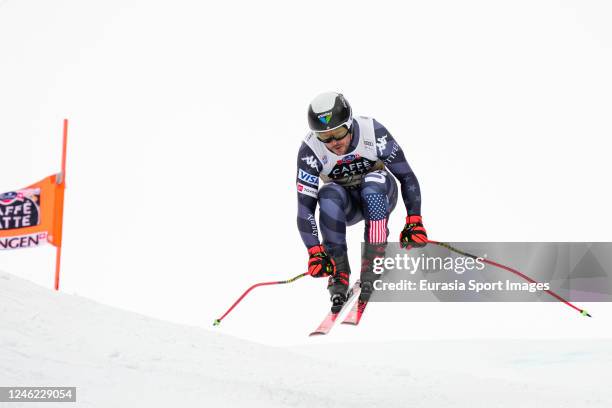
296;142;323;249
373;119;422;216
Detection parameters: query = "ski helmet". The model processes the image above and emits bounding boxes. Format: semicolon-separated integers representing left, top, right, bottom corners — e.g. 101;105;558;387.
307;92;353;133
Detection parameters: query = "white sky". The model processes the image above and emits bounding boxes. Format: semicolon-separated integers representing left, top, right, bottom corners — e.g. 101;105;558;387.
1;0;611;346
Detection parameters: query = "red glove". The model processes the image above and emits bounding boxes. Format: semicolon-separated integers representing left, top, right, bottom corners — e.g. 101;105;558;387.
399;215;428;248
307;245;336;277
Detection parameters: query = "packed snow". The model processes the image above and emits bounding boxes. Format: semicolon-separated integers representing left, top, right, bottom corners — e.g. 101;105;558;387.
1;270;610;408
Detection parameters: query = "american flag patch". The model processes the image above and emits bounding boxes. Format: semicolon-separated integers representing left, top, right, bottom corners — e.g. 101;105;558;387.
365;193;388;243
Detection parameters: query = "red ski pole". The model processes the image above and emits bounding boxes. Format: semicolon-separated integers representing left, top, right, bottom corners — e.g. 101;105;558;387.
213;272;309;326
427;240;592;317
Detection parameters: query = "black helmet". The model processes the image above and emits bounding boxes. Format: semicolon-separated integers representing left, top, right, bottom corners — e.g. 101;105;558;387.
307;92;353;133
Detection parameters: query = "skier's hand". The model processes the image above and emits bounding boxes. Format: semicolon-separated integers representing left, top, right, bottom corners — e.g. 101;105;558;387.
307;245;336;277
399;215;428;249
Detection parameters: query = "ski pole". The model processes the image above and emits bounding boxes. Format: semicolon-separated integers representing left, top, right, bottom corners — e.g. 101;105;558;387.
427;240;591;317
213;272;309;326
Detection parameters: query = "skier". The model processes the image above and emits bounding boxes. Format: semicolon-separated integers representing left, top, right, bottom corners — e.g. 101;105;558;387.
296;92;428;313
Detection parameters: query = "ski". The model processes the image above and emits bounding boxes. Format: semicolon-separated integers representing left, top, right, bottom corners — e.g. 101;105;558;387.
341;299;368;325
309;281;361;336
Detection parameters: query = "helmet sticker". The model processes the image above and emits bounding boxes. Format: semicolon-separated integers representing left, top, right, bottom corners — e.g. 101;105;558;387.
317;112;332;124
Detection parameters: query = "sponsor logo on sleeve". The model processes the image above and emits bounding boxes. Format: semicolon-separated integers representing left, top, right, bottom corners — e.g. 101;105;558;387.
298;169;319;186
297;183;318;198
376;134;388;155
383;142;400;164
307;213;318;236
301;155;320;171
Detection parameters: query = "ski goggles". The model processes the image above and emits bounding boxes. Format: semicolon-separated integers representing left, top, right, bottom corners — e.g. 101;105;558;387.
315;126;351;144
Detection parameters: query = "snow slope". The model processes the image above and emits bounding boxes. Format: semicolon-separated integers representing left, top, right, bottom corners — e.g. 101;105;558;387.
1;270;610;408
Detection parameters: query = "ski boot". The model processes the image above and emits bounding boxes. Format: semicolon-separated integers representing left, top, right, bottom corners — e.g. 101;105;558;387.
327;251;351;313
359;242;386;302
